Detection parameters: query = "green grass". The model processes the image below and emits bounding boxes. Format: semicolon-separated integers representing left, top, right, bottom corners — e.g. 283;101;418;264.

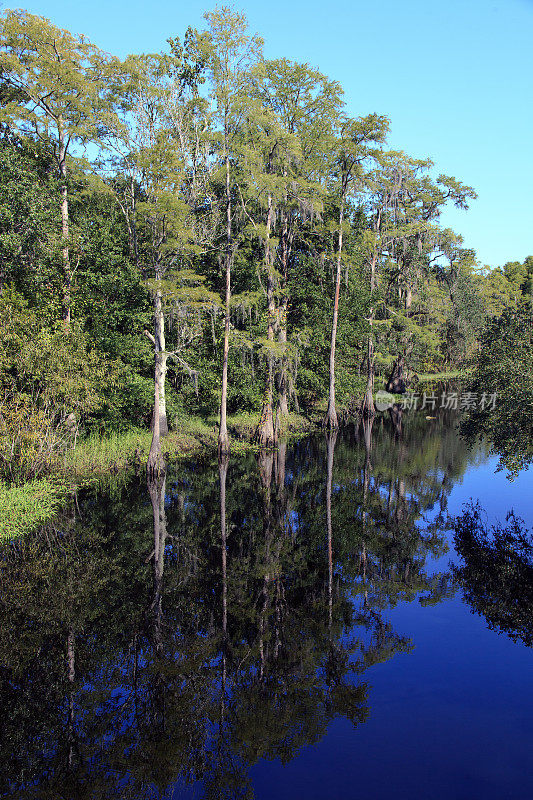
223;410;315;439
416;369;469;382
63;417;218;481
63;428;152;477
0;478;68;541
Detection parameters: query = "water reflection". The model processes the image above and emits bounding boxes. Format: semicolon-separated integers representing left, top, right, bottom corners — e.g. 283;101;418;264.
0;409;478;798
453;502;533;647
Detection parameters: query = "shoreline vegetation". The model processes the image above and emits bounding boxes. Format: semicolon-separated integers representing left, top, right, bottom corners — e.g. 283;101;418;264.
65;369;466;481
2;371;463;542
50;370;472;478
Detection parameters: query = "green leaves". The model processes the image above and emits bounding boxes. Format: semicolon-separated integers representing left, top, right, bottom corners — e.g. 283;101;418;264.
461;301;533;476
0;10;115;147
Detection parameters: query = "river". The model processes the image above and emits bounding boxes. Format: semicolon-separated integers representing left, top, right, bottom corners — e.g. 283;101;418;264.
1;405;532;799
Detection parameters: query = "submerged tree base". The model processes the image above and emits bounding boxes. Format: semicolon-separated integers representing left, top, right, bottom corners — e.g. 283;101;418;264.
218;431;231;456
322;400;339;431
254;403;277;449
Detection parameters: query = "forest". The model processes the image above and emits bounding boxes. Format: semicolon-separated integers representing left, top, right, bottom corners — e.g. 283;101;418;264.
0;7;532;519
2;6;533;797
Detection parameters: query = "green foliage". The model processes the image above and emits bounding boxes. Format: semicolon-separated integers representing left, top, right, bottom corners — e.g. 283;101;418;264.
0;8;528;478
0;132;60;312
0;9;114;147
0;478;67;540
0;290;116;478
461;301;533;476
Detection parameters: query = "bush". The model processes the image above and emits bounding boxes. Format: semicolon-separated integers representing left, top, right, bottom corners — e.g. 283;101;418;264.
0;396;64;481
0;289;116;479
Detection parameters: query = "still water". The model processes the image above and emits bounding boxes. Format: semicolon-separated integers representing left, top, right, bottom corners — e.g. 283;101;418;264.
1;408;532;799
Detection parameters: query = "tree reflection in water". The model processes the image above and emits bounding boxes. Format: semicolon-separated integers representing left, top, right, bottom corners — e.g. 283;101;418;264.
453;502;533;647
0;409;474;798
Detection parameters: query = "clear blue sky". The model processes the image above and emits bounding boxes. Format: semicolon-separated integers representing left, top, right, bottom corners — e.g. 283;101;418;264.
10;0;533;269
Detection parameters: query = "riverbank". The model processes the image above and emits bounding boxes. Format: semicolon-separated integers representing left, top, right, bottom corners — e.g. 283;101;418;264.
0;411;316;540
63;410;316;483
1;371;465;541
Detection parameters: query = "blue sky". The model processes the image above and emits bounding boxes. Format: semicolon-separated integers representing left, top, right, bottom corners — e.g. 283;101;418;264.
10;0;533;269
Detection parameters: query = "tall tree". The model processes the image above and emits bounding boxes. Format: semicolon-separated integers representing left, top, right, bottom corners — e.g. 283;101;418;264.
0;10;113;327
198;6;263;453
257;59;343;422
241;83;301;446
324;114;388;429
107;52;214;437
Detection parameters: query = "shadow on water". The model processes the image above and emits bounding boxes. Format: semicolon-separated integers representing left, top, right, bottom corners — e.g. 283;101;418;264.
0;407;485;798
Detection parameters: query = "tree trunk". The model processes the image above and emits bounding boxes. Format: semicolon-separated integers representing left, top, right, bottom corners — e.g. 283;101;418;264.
276;208;290;419
277;307;289;417
218;148;232;454
58;122;71;329
324;191;345;430
361;248;377;418
362;332;375;417
147;360;164;478
130;175;139;268
152;285;169;437
386;355;406;393
256;189;276;448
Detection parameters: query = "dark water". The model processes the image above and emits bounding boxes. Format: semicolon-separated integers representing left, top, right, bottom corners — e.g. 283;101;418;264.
1;408;533;799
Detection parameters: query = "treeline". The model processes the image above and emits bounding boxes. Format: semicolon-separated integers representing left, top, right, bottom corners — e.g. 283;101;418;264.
0;7;531;477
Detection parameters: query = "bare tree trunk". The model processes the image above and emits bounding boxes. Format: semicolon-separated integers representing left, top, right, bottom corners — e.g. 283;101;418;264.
276;208;290;419
58;122;71;330
256;189;276;448
130;175;139;268
324;190;345;430
218;148;232;454
151;284;169;437
147;361;164;478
